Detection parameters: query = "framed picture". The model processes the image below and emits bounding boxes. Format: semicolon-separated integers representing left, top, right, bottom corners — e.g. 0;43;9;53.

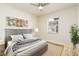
6;17;28;27
48;17;59;33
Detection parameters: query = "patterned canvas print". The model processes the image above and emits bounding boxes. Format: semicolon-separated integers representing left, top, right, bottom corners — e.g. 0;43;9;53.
6;17;28;27
48;18;59;33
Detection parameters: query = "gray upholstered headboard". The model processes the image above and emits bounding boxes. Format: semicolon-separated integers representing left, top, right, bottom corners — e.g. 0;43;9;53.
5;29;33;48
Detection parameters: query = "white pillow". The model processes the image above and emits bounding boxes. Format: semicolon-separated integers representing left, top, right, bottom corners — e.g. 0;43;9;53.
23;34;33;39
10;35;24;42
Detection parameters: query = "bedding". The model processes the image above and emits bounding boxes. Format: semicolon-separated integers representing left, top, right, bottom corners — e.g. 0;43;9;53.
8;41;12;46
23;34;33;39
10;35;24;42
5;38;48;56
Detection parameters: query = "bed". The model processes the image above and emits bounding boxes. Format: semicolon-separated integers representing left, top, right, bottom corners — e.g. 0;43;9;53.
4;29;48;56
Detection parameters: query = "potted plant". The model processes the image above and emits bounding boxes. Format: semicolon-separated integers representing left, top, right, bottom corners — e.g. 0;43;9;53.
70;24;79;55
70;24;79;56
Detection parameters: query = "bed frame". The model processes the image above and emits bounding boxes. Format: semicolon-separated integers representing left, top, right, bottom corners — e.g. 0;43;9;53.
5;28;48;56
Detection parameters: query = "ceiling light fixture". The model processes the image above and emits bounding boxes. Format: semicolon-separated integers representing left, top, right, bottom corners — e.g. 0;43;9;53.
38;4;43;11
30;3;49;11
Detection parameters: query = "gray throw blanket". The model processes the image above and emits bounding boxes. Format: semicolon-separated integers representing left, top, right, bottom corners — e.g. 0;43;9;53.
12;39;40;52
5;38;48;56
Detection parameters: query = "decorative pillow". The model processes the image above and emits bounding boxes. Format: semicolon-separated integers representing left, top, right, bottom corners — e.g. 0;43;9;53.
10;35;24;42
23;34;33;39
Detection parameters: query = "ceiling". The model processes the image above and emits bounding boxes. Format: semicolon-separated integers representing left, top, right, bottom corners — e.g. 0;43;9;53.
7;3;77;16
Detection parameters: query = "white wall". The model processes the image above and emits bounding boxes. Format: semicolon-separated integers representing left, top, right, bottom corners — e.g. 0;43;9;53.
0;4;78;44
0;4;37;40
78;4;79;26
38;6;78;44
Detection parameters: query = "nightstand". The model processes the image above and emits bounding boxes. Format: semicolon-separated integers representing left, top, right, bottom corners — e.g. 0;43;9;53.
0;40;5;56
